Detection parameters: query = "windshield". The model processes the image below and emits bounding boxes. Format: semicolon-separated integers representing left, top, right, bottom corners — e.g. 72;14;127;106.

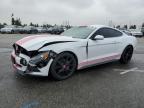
61;26;95;39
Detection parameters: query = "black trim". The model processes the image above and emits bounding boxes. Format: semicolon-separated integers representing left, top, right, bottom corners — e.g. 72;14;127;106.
27;65;40;72
38;41;76;50
90;27;123;39
86;42;88;59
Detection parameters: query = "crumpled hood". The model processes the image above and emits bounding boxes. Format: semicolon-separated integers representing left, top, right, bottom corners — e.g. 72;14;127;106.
15;35;80;51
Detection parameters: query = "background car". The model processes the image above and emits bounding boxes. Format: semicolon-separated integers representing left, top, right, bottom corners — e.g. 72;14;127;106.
11;25;137;80
129;29;143;37
22;26;38;34
141;27;144;36
119;29;132;36
16;26;25;34
46;27;53;34
51;26;64;34
1;25;19;34
36;27;47;33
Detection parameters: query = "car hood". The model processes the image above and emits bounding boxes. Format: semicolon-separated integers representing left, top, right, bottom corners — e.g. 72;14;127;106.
15;35;82;51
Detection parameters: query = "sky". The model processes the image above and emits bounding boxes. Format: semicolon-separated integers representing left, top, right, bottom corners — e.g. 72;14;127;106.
0;0;144;26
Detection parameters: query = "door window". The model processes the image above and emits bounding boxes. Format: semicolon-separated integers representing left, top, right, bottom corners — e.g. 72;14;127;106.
94;28;122;38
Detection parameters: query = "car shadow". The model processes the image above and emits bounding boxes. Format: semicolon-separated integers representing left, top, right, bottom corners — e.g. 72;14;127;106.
14;60;134;85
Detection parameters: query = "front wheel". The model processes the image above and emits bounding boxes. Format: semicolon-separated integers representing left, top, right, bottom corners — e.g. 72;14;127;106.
119;46;133;64
50;52;77;80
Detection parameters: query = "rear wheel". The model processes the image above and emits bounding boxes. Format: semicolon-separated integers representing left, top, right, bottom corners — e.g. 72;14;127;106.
120;46;133;64
50;52;77;80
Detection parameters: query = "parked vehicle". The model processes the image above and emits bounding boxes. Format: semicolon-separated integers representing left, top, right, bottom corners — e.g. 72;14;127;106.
16;26;24;34
141;27;144;36
129;29;143;37
46;27;53;34
119;29;132;36
36;27;47;33
22;26;38;34
1;25;19;34
51;26;64;34
11;25;137;80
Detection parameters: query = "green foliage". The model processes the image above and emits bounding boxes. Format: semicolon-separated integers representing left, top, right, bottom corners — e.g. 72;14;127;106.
129;25;136;29
11;17;22;26
124;25;128;29
116;25;120;29
142;23;144;27
0;23;4;29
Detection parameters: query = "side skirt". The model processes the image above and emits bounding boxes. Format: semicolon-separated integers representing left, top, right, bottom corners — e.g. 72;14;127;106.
77;59;119;70
77;54;121;70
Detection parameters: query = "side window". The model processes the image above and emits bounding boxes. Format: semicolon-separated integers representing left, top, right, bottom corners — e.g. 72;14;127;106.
96;28;122;38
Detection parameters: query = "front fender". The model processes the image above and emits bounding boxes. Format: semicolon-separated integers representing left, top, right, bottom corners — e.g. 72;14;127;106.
39;41;88;65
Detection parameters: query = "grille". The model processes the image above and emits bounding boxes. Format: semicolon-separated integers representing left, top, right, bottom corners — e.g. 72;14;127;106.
13;44;28;56
13;44;38;58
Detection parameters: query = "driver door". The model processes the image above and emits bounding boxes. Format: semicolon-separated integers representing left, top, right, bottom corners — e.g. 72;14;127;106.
88;27;121;65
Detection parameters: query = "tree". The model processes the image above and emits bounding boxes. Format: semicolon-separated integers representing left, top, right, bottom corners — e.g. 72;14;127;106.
23;24;27;27
124;25;128;29
11;17;15;25
116;25;120;29
46;24;52;28
43;24;47;28
129;25;136;29
133;25;136;29
30;22;34;26
11;13;15;25
142;23;144;27
14;18;22;26
3;23;7;26
0;23;3;29
35;24;39;27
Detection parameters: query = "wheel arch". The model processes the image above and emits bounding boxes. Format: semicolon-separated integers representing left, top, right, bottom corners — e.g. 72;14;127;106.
121;44;134;57
124;44;134;51
49;50;78;80
119;44;134;64
58;51;78;68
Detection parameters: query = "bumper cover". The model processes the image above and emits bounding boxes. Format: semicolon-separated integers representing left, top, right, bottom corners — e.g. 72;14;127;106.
11;51;53;76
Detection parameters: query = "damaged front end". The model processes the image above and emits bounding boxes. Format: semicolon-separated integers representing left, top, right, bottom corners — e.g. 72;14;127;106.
11;44;57;76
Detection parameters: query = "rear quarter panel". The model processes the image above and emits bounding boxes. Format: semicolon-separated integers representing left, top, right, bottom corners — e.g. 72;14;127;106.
118;34;137;54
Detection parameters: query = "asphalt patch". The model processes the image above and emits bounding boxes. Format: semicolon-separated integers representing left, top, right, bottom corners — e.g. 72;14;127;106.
0;48;12;53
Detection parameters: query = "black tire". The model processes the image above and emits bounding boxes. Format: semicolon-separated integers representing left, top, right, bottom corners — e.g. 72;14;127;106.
120;45;133;64
50;52;77;80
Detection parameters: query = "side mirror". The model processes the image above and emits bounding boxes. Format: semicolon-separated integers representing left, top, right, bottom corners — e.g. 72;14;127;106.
93;35;104;40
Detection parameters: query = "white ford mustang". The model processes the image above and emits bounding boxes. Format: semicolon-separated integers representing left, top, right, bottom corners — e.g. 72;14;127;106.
11;25;137;80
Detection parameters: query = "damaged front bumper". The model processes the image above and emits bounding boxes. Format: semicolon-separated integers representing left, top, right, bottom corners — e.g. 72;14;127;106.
11;50;56;76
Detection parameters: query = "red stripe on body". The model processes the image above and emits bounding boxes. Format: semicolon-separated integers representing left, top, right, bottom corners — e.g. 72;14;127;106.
16;35;48;45
78;54;121;69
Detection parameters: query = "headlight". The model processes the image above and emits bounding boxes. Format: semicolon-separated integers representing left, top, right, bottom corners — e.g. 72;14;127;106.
41;52;49;60
29;52;50;68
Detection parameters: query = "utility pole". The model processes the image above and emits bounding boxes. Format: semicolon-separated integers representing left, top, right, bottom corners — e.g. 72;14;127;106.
11;13;15;25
